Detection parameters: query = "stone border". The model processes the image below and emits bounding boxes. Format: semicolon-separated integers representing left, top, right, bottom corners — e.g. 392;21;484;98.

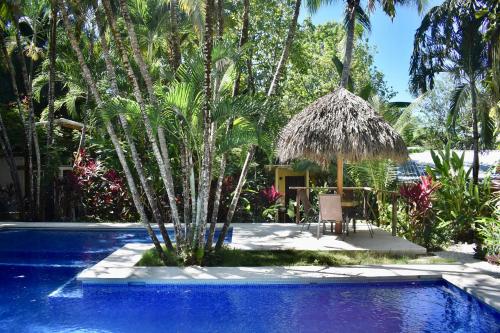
78;243;500;311
0;221;145;230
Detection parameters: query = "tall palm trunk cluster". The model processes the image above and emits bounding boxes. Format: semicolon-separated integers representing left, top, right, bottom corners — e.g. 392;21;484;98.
0;10;42;221
17;0;303;263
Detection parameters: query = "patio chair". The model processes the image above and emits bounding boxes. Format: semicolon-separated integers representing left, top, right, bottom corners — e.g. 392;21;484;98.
300;205;318;232
295;189;317;232
317;194;347;239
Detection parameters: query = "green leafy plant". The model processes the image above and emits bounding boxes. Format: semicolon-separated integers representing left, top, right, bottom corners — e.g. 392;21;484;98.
348;159;397;225
426;146;490;243
476;195;500;264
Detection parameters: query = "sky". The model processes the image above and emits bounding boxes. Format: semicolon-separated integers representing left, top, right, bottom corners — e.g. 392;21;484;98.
299;0;443;102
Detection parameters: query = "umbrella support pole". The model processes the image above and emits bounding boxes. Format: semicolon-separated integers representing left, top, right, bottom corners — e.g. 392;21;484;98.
337;156;343;195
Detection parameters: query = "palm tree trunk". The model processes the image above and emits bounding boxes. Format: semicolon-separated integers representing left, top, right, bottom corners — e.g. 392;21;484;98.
340;0;358;88
216;0;224;39
0;113;24;217
0;33;25;219
33;123;41;219
232;0;250;97
92;2;174;252
13;16;37;220
215;148;254;249
115;0;184;246
22;16;42;220
215;0;301;250
45;0;57;220
169;0;182;71
76;120;86;156
179;141;192;231
194;0;215;252
246;44;255;94
206;0;250;250
206;153;225;249
24;18;42;219
59;0;168;264
267;0;301;96
189;150;197;224
470;79;479;184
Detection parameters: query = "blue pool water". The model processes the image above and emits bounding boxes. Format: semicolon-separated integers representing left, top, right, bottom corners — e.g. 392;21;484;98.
0;228;498;333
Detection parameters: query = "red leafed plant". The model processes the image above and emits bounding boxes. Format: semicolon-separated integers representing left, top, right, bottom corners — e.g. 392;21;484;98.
261;185;282;204
399;175;440;248
70;149;133;220
399;176;439;218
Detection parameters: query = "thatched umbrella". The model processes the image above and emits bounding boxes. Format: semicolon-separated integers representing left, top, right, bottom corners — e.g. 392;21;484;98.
277;87;408;194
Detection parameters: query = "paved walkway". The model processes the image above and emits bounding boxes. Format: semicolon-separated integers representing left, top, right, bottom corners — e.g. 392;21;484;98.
434;243;500;277
230;223;426;254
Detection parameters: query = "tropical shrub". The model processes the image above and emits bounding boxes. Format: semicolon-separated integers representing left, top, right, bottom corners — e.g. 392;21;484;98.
261;185;282;204
426;147;490;243
399;176;441;249
72;149;135;221
348;159;397;225
476;195;500;264
260;185;283;222
229;166;274;223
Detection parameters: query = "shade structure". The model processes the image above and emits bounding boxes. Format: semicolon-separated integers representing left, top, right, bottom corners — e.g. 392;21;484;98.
277;87;408;194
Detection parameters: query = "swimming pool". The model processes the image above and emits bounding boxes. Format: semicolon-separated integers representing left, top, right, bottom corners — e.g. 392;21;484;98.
0;227;498;332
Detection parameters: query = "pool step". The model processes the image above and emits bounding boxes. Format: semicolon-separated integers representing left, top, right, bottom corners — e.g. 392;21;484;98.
48;278;83;299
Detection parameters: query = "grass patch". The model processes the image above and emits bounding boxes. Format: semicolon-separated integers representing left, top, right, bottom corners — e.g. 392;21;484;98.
137;247;455;267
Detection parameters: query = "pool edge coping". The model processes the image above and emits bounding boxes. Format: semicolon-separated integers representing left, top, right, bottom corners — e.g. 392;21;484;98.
77;243;500;311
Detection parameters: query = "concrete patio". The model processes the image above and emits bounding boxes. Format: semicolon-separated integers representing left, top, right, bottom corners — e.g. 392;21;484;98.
230;223;426;255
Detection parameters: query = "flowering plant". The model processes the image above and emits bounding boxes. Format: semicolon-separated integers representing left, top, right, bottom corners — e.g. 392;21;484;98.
260;185;282;204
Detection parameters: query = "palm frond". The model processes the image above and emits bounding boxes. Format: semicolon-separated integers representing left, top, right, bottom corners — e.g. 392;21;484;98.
348;159;398;191
446;83;469;134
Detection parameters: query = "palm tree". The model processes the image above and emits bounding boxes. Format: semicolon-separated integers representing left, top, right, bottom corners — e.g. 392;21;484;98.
0;112;24;217
307;0;423;89
169;0;182;70
216;0;224;38
44;0;57;219
410;0;490;184
90;0;174;252
115;0;185;246
154;46;264;252
58;0;169;264
0;33;25;218
193;0;215;252
207;0;250;250
2;3;40;219
215;0;302;250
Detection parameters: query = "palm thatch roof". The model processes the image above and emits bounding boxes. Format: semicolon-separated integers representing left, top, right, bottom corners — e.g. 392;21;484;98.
277;87;408;166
